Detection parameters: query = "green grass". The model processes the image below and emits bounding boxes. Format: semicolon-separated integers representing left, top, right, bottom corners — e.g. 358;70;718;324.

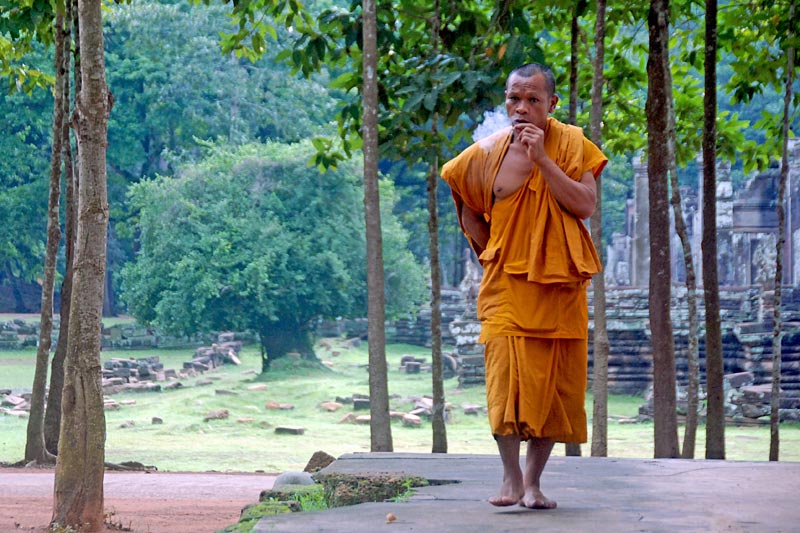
1;338;799;472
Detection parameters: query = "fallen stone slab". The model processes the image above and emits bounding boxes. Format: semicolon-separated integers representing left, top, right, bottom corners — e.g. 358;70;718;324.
275;426;305;435
203;409;230;421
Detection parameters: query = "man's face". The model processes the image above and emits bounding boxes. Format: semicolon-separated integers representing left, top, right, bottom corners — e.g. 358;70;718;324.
504;73;558;131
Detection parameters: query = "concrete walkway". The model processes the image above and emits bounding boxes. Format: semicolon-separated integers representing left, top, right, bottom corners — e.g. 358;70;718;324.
255;452;800;532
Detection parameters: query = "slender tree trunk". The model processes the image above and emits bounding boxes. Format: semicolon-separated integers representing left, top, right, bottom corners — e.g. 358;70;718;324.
52;0;109;529
564;5;583;458
661;22;700;461
362;0;392;452
429;155;448;453
568;10;580;126
647;0;679;459
770;0;795;462
428;1;447;454
25;4;69;466
589;0;608;458
45;0;75;455
702;0;725;460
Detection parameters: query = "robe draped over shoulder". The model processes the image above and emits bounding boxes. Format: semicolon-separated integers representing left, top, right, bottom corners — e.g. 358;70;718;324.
441;117;607;285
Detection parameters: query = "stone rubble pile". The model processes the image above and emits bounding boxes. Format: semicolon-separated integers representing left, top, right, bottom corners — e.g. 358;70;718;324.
0;318;254;351
0;389;30;418
398;353;458;379
101;337;243;395
637;370;800;424
0;319;39;349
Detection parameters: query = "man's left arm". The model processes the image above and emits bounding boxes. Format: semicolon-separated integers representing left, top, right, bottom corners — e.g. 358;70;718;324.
537;159;597;219
514;122;597;219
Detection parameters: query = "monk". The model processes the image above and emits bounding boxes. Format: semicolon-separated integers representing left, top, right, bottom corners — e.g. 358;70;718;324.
441;63;607;509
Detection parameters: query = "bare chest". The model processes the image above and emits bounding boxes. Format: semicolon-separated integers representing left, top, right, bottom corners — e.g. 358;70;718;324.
492;144;533;201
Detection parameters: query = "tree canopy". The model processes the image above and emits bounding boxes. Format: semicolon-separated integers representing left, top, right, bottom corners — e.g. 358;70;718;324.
120;140;426;369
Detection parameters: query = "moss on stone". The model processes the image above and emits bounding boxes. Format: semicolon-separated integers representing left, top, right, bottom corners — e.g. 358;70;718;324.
315;473;429;507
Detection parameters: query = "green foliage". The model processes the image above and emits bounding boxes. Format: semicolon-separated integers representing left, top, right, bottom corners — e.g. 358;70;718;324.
104;1;339;182
0;0;55;94
220;0;546;167
119;140;426;357
719;0;800;173
0;66;51;288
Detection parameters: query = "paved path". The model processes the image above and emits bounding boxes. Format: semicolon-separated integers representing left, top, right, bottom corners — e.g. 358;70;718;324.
255;453;800;533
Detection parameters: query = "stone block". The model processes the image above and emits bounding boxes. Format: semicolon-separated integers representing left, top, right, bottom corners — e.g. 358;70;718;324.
1;394;26;407
275;426;305;435
404;361;422;374
319;401;343;412
402;413;422;427
304;450;336;473
353;398;370;411
203;409;229;421
724;371;755;389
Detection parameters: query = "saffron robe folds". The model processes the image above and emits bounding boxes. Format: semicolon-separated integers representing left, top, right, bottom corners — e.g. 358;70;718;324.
441;117;607;442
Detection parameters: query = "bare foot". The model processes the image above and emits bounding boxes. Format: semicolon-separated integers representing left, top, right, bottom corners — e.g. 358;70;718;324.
488;480;523;507
519;487;557;509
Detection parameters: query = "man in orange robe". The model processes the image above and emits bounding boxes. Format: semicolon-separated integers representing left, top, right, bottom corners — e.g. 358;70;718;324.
441;63;607;509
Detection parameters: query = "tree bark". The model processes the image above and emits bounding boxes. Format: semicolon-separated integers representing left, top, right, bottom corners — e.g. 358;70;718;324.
45;0;76;456
362;0;392;452
52;0;109;529
661;14;700;461
589;0;608;458
25;4;68;466
429;156;448;453
647;0;679;459
565;4;584;459
259;318;317;372
770;0;795;462
702;0;725;460
568;10;580;126
428;0;447;455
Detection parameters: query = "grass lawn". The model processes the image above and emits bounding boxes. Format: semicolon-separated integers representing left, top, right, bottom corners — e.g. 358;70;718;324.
1;338;799;472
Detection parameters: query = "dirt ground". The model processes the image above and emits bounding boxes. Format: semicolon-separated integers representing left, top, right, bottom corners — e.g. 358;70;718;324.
0;467;276;532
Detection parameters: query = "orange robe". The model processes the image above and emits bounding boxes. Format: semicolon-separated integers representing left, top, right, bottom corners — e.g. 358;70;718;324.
441;117;607;443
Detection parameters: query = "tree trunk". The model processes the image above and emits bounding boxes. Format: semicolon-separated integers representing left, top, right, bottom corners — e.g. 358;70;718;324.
564;0;585;457
428;156;447;453
646;0;679;459
259;318;317;372
51;0;109;529
702;0;725;460
45;0;77;455
568;10;580;126
589;0;608;458
362;0;392;452
428;0;447;455
564;5;583;459
771;0;795;462
25;4;69;466
660;9;699;460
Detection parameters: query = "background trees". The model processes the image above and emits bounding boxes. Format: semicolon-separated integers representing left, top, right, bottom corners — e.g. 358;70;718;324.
119;140;426;371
